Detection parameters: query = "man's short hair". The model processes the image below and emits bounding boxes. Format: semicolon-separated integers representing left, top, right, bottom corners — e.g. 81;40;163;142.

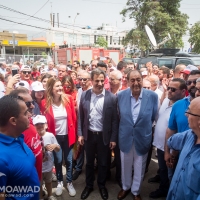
171;78;187;90
74;60;80;66
159;66;170;78
127;70;142;80
189;70;200;76
97;61;107;70
117;61;127;71
124;68;132;75
91;68;105;80
10;88;29;98
0;95;24;126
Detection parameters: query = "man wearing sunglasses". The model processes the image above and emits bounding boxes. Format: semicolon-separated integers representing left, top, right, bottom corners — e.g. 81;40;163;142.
164;70;200;179
10;89;43;182
20;65;33;86
149;78;187;198
166;96;200;200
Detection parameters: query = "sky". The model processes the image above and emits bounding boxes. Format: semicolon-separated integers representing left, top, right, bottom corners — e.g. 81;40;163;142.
0;0;200;49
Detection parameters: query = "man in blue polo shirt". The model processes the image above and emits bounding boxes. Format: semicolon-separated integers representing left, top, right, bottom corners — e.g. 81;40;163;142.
0;95;40;200
164;70;200;173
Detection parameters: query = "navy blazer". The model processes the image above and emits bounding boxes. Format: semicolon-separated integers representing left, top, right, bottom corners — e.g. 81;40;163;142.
78;89;118;145
117;88;158;155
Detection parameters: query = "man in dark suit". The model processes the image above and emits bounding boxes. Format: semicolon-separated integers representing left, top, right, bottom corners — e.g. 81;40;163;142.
78;68;118;200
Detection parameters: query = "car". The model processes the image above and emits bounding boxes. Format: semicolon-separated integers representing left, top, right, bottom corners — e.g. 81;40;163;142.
137;49;200;69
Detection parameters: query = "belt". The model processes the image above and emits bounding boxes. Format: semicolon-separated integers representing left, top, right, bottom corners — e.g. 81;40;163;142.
88;130;102;135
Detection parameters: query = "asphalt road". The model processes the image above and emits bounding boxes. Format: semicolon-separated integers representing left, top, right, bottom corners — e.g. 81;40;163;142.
52;150;166;200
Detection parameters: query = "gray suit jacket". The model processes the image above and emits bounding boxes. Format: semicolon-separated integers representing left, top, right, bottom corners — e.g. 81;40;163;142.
117;88;158;155
78;89;118;145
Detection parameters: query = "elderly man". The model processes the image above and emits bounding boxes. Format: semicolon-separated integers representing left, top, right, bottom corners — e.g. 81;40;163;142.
117;70;158;200
72;71;92;181
58;64;67;80
109;70;122;94
143;79;151;90
47;61;58;75
0;95;40;199
166;97;200;199
173;64;186;78
148;75;163;100
164;70;200;174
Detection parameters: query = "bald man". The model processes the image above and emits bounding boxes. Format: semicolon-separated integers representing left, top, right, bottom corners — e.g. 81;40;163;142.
167;97;200;200
109;70;122;94
173;64;186;78
58;65;67;80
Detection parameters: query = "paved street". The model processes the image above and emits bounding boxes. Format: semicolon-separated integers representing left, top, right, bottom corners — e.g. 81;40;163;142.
52;150;166;200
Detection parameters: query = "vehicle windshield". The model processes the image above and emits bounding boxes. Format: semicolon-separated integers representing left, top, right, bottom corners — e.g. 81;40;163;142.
192;59;200;66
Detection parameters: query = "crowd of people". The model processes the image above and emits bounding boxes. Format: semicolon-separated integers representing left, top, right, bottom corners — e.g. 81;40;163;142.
0;58;200;200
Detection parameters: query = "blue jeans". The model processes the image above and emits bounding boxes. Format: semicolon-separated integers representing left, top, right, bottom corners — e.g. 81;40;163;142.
53;135;73;183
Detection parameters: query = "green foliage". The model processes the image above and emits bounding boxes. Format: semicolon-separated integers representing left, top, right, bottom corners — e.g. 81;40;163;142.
189;22;200;53
121;0;188;50
95;36;108;48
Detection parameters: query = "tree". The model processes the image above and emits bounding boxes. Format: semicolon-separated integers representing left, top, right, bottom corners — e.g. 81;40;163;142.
189;22;200;53
121;0;188;52
95;36;108;48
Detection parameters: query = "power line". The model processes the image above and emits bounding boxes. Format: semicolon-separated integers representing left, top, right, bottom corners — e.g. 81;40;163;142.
0;4;130;31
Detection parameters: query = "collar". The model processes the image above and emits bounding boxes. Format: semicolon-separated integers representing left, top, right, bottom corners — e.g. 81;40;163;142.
0;133;24;144
130;88;143;99
91;88;105;97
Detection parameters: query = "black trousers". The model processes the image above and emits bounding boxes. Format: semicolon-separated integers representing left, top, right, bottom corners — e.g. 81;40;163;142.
157;149;169;192
85;131;110;189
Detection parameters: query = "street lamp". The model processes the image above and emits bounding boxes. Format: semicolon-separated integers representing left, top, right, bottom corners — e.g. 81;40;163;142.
72;13;80;46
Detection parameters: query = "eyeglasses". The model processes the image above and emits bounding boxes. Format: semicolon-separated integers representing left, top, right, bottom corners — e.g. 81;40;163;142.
78;78;89;82
22;71;31;74
186;80;196;86
25;101;34;108
143;87;151;89
185;110;200;118
167;87;179;92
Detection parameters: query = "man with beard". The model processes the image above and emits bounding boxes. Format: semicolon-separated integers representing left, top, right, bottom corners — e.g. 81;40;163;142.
164;70;200;179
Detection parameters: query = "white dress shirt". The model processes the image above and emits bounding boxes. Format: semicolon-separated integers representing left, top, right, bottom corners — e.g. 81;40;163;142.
89;89;105;132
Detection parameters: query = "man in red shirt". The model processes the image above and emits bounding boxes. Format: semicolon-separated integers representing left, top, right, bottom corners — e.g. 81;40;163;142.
10;88;43;181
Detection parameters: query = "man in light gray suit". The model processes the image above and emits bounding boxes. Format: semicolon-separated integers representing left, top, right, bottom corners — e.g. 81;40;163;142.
117;70;158;200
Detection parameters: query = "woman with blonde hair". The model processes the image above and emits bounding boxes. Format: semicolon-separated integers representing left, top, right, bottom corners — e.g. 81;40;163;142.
40;77;77;197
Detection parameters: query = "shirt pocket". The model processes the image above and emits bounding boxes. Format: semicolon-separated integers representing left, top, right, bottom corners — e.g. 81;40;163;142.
187;164;200;194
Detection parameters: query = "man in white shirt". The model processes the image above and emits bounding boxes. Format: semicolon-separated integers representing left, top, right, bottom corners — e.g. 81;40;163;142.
149;78;187;198
78;68;118;200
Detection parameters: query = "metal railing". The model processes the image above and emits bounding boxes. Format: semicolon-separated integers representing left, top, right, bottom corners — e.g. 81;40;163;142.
0;54;48;64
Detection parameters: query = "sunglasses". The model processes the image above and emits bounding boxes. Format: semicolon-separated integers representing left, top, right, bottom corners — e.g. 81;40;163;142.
78;78;89;82
64;85;71;88
186;80;196;86
25;101;34;108
143;87;151;89
185;110;200;118
22;71;31;74
167;87;179;92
